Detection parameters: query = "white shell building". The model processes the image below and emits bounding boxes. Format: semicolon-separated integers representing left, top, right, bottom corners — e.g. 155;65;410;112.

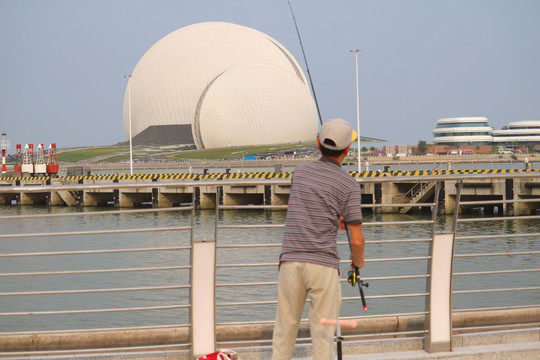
123;22;318;149
492;121;540;144
432;117;494;146
432;117;540;147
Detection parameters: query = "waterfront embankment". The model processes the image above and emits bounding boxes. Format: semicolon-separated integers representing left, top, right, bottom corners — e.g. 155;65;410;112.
39;153;540;172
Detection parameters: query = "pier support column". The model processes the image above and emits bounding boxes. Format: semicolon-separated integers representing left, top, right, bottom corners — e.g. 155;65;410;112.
152;188;158;208
48;191;66;206
118;192;134;207
271;184;290;206
374;183;382;214
200;186;217;210
443;181;457;215
157;192;174;208
84;192;99;207
380;182;400;213
19;192;34;205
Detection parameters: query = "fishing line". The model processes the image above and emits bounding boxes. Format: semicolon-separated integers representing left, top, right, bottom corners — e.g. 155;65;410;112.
287;0;323;125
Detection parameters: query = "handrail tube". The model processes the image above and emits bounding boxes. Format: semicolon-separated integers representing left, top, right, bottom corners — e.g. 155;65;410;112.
216;282;278;287
360;256;431;263
1;305;190;316
342;292;429;301
217;243;281;248
358;238;432;244
218;205;288;210
456;232;540;240
454;268;540;276
453;286;540;294
0;266;191;277
217;224;284;229
360;274;428;281
216;271;431;287
0;226;193;239
216;300;277;307
456;198;540;206
456;215;540;223
1;285;190;297
363;220;434;226
362;202;435;208
454;250;540;258
0;206;192;220
0;246;192;258
216;263;277;268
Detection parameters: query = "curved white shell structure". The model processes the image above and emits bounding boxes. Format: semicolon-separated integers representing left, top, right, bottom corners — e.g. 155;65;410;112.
123;22;318;149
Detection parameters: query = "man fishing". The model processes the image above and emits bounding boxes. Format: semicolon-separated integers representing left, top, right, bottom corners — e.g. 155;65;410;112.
272;118;366;360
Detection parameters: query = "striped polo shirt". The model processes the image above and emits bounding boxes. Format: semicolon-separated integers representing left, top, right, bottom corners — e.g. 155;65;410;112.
280;156;363;269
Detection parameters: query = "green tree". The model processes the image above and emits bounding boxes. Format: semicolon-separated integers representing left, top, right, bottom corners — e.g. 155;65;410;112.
417;140;427;154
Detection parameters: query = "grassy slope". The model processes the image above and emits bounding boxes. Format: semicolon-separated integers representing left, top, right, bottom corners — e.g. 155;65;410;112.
56;147;129;162
54;143;315;162
168;143;311;160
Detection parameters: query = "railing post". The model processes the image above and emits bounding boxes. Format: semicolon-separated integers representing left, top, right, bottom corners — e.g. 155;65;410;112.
424;232;455;353
191;240;216;358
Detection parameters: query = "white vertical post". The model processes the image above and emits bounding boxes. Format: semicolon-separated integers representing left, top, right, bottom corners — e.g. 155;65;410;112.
350;48;361;173
191;240;216;357
425;232;455;352
124;74;133;176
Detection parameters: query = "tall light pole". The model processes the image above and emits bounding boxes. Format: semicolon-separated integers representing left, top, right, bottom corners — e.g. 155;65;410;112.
124;74;133;176
349;49;361;172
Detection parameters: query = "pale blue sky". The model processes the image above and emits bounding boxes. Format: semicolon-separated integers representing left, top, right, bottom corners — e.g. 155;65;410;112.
1;0;539;151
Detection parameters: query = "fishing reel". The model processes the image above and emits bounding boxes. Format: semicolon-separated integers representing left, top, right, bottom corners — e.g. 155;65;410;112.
347;267;369;289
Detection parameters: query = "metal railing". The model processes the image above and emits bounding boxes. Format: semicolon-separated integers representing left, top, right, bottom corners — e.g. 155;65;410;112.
0;175;539;358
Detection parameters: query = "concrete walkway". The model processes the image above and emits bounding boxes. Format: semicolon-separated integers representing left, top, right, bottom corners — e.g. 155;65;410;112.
293;328;540;360
232;327;540;360
2;328;538;359
339;341;540;360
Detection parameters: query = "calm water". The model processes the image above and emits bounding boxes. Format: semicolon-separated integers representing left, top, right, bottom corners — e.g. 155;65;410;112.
1;204;538;333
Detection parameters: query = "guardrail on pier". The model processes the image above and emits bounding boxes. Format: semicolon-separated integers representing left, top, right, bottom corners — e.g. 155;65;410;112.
0;178;539;359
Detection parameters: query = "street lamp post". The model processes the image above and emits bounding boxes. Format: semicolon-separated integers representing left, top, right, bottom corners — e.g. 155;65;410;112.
124;74;133;176
349;48;361;173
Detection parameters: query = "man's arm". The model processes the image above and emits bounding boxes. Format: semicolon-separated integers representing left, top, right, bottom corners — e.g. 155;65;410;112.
348;223;365;268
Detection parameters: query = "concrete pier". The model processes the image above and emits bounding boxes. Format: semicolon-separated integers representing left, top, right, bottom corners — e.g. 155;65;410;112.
1;170;539;214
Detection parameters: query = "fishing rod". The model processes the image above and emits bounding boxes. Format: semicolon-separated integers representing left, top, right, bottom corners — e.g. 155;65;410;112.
287;0;323;125
345;224;368;311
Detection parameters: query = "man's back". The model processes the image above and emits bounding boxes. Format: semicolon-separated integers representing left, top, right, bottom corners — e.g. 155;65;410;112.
280;157;363;269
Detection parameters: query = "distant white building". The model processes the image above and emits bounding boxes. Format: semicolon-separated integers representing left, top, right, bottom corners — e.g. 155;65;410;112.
432;117;540;147
432;117;493;146
492;121;540;145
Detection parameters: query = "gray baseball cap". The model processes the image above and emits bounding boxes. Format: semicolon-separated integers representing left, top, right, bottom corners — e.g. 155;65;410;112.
319;119;358;150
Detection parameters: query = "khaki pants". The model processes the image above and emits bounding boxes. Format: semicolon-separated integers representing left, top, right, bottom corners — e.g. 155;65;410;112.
272;261;341;360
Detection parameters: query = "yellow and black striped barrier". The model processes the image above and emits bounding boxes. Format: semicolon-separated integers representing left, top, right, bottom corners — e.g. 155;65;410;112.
350;168;540;178
1;168;539;182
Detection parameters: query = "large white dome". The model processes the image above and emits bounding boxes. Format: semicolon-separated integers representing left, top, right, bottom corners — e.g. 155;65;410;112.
123;22;318;149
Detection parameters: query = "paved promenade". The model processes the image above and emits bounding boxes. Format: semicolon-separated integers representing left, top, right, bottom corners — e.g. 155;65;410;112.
228;328;540;360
